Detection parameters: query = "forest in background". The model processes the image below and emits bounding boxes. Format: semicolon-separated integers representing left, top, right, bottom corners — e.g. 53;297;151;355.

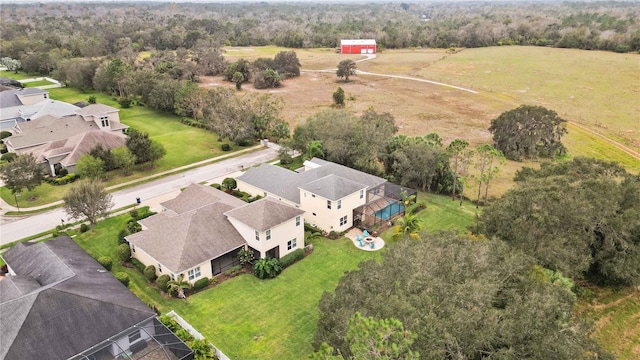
1;1;639;66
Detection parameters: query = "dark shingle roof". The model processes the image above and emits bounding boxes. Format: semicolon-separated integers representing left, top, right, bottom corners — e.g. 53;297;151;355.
0;237;156;360
225;197;305;231
236;158;385;203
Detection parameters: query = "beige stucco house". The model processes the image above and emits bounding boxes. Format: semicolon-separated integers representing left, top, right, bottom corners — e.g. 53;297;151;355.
126;184;304;284
4;103;128;175
0;88;79;130
236;158;414;233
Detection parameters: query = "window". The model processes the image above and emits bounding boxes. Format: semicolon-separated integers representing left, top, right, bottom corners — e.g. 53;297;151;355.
360;189;364;199
255;230;260;241
296;216;301;226
100;117;109;127
311;194;315;198
337;200;342;209
266;229;271;241
327;200;332;209
131;244;135;253
158;264;162;273
287;238;297;250
188;267;201;281
340;215;348;226
128;331;141;343
312;212;316;216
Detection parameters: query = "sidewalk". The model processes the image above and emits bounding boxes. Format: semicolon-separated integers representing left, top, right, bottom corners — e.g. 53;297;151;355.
0;144;268;214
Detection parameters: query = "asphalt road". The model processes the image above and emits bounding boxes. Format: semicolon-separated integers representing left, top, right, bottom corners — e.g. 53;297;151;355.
0;147;278;245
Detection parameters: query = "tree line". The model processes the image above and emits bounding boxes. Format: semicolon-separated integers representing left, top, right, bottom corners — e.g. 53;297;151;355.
1;1;639;65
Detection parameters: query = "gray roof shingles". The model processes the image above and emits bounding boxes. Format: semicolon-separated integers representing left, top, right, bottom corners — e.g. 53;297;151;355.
299;174;366;201
225;197;305;232
127;184;248;273
0;237;156;360
236;158;386;203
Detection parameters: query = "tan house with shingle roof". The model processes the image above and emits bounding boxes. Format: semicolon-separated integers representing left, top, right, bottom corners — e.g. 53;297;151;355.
126;184;305;284
5;103;128;175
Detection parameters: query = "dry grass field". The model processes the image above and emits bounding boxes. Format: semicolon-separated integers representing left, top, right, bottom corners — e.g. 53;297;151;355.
214;46;640;198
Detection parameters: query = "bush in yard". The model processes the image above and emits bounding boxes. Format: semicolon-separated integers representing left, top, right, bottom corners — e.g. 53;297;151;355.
118;243;131;263
2;152;17;162
157;274;171;292
159;314;180;332
189;339;214;359
237;248;254;265
118;229;128;244
115;272;130;287
129;208;139;220
0;131;11;140
279;249;305;269
221;143;231;151
144;265;157;282
127;219;141;233
193;277;210;290
88;95;97;104
80;223;89;233
131;258;146;272
224;265;243;277
254;258;282;279
211;183;221;190
118;97;132;108
98;256;113;271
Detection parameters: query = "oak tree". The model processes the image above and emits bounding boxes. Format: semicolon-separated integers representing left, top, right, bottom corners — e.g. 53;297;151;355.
63;180;114;230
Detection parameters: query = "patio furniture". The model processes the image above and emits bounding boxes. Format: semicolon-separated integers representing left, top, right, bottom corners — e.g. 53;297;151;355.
370;242;375;249
359;240;365;247
356;234;362;241
363;229;369;237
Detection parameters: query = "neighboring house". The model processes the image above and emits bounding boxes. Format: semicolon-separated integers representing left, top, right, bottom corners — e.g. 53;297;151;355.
0;88;78;130
0;236;193;360
126;184;305;284
4;103;129;176
340;39;377;54
236;158;414;233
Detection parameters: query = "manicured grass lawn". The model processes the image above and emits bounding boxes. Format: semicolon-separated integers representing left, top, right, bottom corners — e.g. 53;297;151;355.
0;70;34;80
22;80;55;87
0;182;66;208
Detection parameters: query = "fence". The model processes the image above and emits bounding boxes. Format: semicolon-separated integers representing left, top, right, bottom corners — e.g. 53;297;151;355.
166;310;231;360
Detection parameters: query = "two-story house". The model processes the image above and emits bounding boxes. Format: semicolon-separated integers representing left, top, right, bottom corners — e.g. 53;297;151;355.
236;158;414;233
126;184;304;284
0;88;78;130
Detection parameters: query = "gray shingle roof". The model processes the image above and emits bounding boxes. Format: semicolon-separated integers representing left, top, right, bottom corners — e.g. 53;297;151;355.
128;185;248;273
0;88;46;108
0;237;157;360
299;174;366;200
76;103;119;116
6;115;100;149
236;158;386;203
225;197;305;231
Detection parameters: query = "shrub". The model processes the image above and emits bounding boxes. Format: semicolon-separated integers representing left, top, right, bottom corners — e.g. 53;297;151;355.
129;208;139;220
79;223;89;233
304;223;322;234
193;277;210;290
98;256;113;271
118;244;131;263
131;258;146;272
0;131;12;139
328;231;339;240
237;248;254;265
248;195;263;203
127;219;141;233
224;265;243;277
87;95;96;104
115;272;130;286
157;274;171;292
221;143;231;151
57;168;68;176
0;144;7;154
118;97;132;108
279;249;305;269
118;229;128;244
2;152;17;162
254;258;282;279
211;183;221;190
239;139;253;147
159;314;179;331
46;173;78;185
137;209;156;220
144;265;157;282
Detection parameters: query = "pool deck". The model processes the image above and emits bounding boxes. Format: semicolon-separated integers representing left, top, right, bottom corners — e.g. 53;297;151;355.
345;228;385;252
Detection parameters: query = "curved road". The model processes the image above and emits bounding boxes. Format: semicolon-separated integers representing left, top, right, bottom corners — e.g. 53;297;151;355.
0;147;278;245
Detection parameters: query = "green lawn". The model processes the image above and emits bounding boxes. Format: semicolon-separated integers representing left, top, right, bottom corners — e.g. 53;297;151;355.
0;70;34;80
22;80;55;87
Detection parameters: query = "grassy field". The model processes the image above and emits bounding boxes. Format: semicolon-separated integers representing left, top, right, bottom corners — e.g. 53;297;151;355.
69;194;476;359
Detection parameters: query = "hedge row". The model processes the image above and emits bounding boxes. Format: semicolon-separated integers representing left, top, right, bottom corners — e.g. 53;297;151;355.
279;248;305;269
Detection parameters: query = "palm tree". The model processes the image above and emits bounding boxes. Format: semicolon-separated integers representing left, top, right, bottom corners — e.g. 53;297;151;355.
392;212;422;241
167;274;191;299
304;140;325;160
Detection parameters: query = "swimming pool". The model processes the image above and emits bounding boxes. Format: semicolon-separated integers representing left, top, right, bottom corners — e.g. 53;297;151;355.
375;201;404;220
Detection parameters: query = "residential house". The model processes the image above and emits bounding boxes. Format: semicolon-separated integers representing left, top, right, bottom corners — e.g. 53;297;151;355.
126;184;305;284
0;88;78;130
4;103;129;176
0;236;193;360
236;158;414;233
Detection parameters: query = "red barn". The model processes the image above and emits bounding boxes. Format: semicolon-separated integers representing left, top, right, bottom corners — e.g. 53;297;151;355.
340;39;377;54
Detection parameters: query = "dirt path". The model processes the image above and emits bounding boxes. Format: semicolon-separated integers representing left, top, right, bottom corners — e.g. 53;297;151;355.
569;121;640;161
